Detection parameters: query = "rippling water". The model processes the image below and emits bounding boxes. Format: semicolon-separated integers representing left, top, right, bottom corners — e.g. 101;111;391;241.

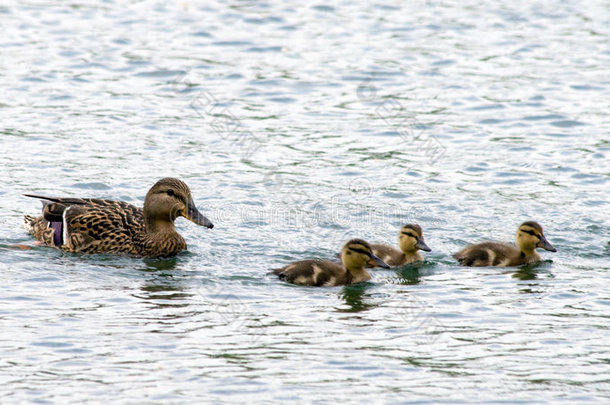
1;0;609;403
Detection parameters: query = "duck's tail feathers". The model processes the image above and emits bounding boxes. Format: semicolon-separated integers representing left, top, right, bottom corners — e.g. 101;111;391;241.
23;215;37;234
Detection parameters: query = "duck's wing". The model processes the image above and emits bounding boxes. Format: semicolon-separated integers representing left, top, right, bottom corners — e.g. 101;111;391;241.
273;260;345;286
25;194;126;220
370;244;404;267
453;242;518;267
24;195;144;253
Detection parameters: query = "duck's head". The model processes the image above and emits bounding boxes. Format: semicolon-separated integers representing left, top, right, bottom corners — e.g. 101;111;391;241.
516;221;556;254
144;178;214;231
341;238;390;270
398;224;431;254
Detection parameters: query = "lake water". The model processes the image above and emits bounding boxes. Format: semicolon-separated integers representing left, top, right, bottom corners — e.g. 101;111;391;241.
1;0;609;403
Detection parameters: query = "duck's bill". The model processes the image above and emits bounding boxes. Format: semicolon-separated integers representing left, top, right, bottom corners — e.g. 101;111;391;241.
185;203;214;229
368;254;390;269
538;235;556;252
416;238;432;252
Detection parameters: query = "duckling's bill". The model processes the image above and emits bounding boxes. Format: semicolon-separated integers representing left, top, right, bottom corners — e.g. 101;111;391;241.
368;254;390;269
185;201;214;228
416;238;431;252
538;235;556;252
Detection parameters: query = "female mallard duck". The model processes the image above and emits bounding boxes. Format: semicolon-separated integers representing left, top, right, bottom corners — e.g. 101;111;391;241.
453;221;556;267
23;178;213;257
369;224;431;267
273;239;390;286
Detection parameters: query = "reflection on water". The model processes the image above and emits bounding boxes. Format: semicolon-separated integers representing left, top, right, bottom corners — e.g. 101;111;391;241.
337;282;377;312
142;256;179;271
512;268;540;281
135;283;194;314
136;282;192;305
134;258;194;307
395;265;425;285
511;261;555;281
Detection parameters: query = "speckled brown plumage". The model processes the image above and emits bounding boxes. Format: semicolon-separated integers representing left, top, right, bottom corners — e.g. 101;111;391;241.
23;178;213;257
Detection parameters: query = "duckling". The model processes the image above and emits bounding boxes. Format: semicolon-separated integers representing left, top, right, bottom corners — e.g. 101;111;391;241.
453;221;556;267
23;178;213;257
273;239;389;286
369;224;431;267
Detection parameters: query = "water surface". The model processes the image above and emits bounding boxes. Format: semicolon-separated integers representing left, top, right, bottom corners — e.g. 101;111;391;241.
1;0;609;403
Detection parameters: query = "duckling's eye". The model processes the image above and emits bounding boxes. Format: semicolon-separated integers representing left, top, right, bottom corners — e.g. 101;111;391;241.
401;231;418;238
166;189;175;197
350;247;372;258
522;230;537;237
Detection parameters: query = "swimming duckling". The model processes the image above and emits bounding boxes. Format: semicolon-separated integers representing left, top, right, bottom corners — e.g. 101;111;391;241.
23;178;213;257
273;239;390;286
369;224;431;267
453;221;556;267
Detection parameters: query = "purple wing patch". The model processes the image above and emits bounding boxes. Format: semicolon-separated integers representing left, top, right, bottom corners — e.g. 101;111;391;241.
50;221;63;246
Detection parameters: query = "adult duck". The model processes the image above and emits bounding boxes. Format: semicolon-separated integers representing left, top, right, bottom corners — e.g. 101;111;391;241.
24;178;213;257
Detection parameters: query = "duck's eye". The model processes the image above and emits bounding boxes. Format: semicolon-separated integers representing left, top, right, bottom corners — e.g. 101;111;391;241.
522;230;537;237
166;189;175;197
350;247;371;258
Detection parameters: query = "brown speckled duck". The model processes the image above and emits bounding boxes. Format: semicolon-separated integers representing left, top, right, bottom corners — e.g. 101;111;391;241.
453;221;556;267
273;239;389;286
369;224;431;267
23;178;213;257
